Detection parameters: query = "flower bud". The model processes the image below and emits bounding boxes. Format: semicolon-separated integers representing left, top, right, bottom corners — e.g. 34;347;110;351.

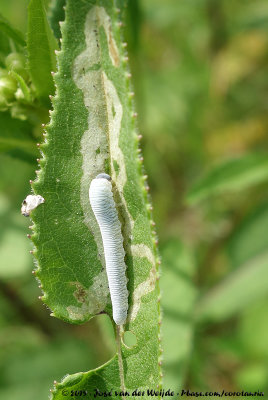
5;52;28;81
0;75;17;102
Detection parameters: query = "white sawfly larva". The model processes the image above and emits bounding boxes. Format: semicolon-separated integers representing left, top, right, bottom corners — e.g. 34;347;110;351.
89;173;128;325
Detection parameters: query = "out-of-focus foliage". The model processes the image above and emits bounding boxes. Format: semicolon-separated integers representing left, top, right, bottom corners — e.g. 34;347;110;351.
0;0;268;398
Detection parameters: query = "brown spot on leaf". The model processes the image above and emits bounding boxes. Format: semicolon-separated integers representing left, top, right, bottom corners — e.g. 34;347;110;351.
70;282;87;303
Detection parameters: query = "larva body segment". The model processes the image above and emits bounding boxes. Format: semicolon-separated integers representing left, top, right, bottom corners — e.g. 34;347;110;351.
89;174;128;325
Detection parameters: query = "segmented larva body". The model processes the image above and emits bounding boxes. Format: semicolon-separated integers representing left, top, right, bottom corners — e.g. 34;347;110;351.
89;173;128;325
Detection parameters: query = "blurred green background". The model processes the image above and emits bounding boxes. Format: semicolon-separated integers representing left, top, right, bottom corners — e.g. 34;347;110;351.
0;0;268;399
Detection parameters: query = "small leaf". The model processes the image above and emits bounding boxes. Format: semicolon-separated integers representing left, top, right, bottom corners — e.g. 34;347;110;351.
0;111;38;163
186;153;268;205
160;239;197;390
195;251;268;323
228;204;268;268
200;204;268;323
0;33;11;65
0;13;25;47
27;0;58;105
48;0;66;41
0;200;32;279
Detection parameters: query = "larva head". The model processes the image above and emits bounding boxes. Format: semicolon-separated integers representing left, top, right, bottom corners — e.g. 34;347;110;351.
95;173;111;181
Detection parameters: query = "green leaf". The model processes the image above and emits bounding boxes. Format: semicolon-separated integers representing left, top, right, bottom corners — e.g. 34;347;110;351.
0;13;25;47
195;251;268;323
0;194;32;278
228;204;268;268
160;239;197;390
235;363;268;392
27;0;58;105
30;0;160;394
0;327;97;400
186;153;268;205
238;298;268;360
0;33;11;65
0;111;38;163
196;204;268;323
193;203;268;324
48;0;66;41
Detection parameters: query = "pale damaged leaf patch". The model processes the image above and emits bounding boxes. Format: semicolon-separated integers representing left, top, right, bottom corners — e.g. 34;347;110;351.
67;270;110;321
